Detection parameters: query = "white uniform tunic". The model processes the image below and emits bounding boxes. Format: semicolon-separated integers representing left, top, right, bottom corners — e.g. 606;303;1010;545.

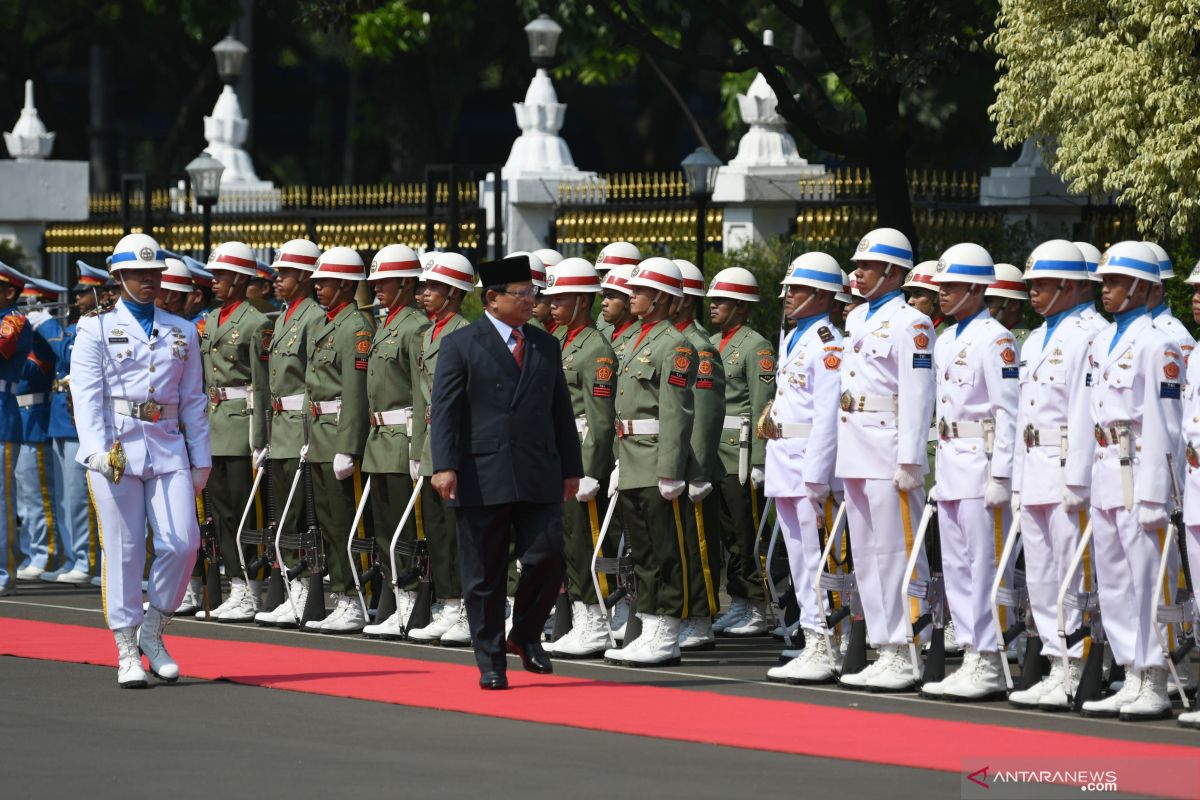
1087;314;1182;670
1079;304;1109;337
1011;306;1096;658
70;299;210;629
1181;345;1200;621
764;314;841;632
932;310;1019;653
835;293;935;647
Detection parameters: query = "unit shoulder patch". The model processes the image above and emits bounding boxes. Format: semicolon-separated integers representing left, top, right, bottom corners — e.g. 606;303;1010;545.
818;326;834;343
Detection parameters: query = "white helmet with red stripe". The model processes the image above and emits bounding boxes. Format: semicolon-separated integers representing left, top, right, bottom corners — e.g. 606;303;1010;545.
160;258;194;293
533;248;564;268
312;247;366;281
208;240;259;277
835;270;853;304
271;239;321;273
110;233;167;271
903;260;939;291
595;241;642;273
707;267;760;302
422;252;475;292
507;251;546;289
673;259;707;297
627;257;683;298
986;263;1028;300
542;258;601;295
368;244;422;282
600;263;634;296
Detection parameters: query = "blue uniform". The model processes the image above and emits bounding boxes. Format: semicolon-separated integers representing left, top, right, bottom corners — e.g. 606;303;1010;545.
11;330;56;573
0;304;33;589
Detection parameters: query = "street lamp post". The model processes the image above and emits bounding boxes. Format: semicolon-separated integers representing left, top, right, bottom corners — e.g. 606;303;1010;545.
212;33;249;85
524;14;563;68
681;146;722;273
185;151;224;259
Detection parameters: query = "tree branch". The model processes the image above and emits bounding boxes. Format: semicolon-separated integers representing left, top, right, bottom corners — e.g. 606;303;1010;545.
596;0;757;74
644;54;712;150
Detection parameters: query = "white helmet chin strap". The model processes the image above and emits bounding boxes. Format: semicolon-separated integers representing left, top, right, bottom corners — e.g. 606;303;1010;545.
786;288;817;320
859;264;893;299
944;285;979;318
1116;278;1141;313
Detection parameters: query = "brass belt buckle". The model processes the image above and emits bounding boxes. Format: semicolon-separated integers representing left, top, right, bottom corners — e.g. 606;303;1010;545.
141;400;164;423
839;391;853;412
1094;424;1107;448
1023;424;1035;449
937;418;950;441
1187;442;1199;469
208;387;221;405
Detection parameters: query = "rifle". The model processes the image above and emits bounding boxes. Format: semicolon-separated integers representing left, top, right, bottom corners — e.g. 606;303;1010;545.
199;485;222;618
245;414;283;612
902;492;945;686
1153;455;1197;711
815;500;867;675
297;454;327;629
592;492;634;647
1056;519;1108;709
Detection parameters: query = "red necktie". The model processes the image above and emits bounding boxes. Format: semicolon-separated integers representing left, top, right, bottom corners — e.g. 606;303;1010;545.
512;327;525;370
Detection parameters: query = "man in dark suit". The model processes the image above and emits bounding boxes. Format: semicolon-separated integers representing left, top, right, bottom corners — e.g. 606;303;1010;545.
431;255;583;689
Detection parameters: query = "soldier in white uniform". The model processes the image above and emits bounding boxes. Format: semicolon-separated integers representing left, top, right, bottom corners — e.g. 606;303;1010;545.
1007;241;1100;710
761;252;844;684
835;227;936;692
1079;241;1182;720
1073;242;1109;336
1177;260;1200;730
70;233;211;687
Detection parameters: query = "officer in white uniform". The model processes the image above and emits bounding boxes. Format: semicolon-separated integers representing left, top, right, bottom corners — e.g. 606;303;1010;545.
70;233;211;688
762;252;843;684
1073;242;1109;336
1079;241;1182;720
1177;260;1200;730
1006;241;1100;710
835;227;936;692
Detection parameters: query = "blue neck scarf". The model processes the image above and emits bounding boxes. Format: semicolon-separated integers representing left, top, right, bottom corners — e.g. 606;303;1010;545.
953;306;985;337
1151;302;1169;318
122;297;155;338
1043;303;1084;343
786;313;826;355
865;290;901;320
1108;307;1144;353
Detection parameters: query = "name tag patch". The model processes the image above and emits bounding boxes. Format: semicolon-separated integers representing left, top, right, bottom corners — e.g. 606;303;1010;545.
1161;382;1181;399
108;336;129;344
667;370;688;387
912;353;932;369
1001;366;1018;379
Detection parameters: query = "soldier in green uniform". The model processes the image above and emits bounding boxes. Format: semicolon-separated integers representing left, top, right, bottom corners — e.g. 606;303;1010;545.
407;253;475;645
985;262;1031;349
300;247;374;634
196;240;272;623
358;245;430;639
706;267;776;637
672;259;726;651
254;240;326;627
599;264;639;352
538;259;618;658
603;257;695;667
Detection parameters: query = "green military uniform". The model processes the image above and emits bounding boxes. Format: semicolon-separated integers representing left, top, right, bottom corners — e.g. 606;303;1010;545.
678;321;725;621
555;324;617;605
199;301;271;579
409;312;469;601
267;296;325;570
363;304;429;589
303;302;374;594
712;324;775;607
613;320;696;618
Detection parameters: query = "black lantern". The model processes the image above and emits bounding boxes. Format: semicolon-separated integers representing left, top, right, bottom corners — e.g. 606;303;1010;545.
186;151;224;259
681;147;722;272
212;34;249;85
524;14;562;69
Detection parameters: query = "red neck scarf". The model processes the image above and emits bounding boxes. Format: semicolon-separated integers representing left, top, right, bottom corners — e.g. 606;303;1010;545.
719;324;742;352
218;300;242;327
325;301;349;322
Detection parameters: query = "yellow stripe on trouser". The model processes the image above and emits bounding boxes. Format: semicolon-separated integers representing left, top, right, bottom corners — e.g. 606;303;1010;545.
87;500;99;573
993;507;1007;632
1078;510;1092;659
36;444;56;564
414;486;425;541
587;499;609;597
824;496;841;608
84;472;107;625
671;497;689;620
899;491;920;633
693;503;717;616
1158;528;1176;651
5;444;15;577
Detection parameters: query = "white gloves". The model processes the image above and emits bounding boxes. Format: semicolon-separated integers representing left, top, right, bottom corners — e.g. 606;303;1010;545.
409;459;421;482
892;464;923;492
26;309;50;330
191;467;211;496
804;482;830;507
253;446;269;470
608;461;620;497
984;478;1011;510
658;479;686;501
576;476;600;502
86;451;115;481
688;480;713;501
333;453;355;481
750;466;765;486
299;443;310;461
1010;489;1020;514
1063;485;1089;514
1138;502;1168;532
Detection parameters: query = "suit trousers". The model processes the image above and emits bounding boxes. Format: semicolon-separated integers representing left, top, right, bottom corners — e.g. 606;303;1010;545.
777;495;826;633
937;497;999;653
716;474;767;605
210;456;256;581
1090;505;1168;670
843;478;929;647
456;502;565;673
87;468;198;629
420;479;460;599
368;471;417;588
619;487;686;619
682;491;722;619
310;461;356;594
1020;503;1085;659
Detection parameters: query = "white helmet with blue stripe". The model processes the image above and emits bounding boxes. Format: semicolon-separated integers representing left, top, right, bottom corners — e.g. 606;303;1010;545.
1022;240;1089;282
1141;241;1173;279
850;228;914;270
1073;241;1103;283
933;243;994;285
781;252;843;292
1097;241;1161;284
110;233;167;271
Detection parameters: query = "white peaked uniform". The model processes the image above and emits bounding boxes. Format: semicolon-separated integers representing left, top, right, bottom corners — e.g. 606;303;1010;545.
764;314;842;633
1079;304;1108;336
1087;315;1181;671
835;294;935;646
933;311;1019;653
1152;306;1195;507
1181;349;1200;624
70;299;211;630
1011;307;1096;658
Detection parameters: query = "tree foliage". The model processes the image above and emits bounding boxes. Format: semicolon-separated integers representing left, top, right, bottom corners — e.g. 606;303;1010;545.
990;0;1200;239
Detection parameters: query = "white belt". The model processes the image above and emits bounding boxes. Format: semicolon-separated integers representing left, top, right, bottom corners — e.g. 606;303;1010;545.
1023;426;1065;448
370;407;413;434
575;416;589;442
310;399;342;419
209;385;251;406
615;418;659;437
721;415;750;430
272;393;305;412
936;418;988;439
15;392;47;408
776;422;812;439
110;399;178;421
839;392;896;413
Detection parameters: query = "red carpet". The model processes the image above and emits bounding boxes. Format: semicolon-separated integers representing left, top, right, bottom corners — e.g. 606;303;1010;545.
2;617;1197;797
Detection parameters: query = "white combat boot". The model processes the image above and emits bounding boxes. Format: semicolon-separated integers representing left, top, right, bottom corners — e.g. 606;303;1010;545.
722;604;770;636
863;645;919;692
1036;659;1083;711
552;603;611;658
617;615;682;667
944;650;1007;701
114;627;148;689
174;576;202;616
1178;708;1200;729
363;589;414;640
767;631;837;684
1119;667;1172;721
713;597;749;634
1008;659;1065;708
218;579;263;623
920;650;979;699
304;592;346;632
271;580;308;628
545;601;586;655
839;650;891;689
408;599;459;642
439;600;472;646
677;616;716;651
138;606;179;681
198;577;248;621
605;613;651;663
1081;667;1142;718
319;594;366;634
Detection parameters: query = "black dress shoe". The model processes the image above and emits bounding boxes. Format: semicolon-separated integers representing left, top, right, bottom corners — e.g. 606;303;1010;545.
506;634;553;674
479;671;509;690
